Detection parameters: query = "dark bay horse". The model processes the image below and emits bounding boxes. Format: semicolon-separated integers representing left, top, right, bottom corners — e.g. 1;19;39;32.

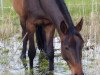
13;0;84;75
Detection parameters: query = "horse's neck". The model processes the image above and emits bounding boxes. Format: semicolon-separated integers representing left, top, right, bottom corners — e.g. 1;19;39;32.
55;0;74;29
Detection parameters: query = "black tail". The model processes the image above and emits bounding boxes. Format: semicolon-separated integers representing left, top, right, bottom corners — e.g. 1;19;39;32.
36;25;46;50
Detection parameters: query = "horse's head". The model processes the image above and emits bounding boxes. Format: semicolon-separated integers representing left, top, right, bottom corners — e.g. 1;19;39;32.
60;18;84;75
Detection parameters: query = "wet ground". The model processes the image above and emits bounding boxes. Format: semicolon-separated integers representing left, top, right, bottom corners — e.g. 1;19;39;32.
0;34;100;75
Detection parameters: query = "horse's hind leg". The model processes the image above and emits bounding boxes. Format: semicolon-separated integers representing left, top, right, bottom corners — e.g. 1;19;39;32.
20;17;28;69
26;19;36;70
44;25;55;71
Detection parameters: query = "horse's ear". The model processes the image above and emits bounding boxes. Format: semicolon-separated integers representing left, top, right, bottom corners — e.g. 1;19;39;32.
75;17;83;32
60;21;68;34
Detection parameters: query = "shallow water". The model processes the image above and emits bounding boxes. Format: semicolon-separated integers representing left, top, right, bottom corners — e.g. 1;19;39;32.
0;34;100;75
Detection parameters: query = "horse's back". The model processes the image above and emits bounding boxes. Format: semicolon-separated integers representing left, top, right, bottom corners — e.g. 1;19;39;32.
13;0;47;19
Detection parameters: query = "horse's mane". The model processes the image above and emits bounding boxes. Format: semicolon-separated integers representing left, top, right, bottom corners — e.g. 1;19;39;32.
55;0;76;34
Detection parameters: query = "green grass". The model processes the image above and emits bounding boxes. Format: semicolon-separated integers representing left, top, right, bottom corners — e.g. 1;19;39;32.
0;0;19;39
65;0;100;17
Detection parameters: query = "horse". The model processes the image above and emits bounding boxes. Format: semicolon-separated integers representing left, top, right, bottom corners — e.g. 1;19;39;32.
13;0;84;75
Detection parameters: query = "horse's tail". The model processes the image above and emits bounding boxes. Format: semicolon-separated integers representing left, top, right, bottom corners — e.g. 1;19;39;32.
36;25;46;50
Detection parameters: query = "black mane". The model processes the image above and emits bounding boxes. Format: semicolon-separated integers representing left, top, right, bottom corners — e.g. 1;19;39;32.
55;0;76;34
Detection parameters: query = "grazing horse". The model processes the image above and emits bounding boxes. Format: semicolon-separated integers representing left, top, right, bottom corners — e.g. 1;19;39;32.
13;0;84;75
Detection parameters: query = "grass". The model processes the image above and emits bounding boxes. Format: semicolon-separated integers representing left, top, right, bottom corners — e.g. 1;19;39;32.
65;0;100;43
66;0;100;15
0;0;19;39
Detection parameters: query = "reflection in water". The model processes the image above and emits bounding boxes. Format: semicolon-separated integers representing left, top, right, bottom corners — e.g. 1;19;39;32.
0;34;69;75
1;35;100;75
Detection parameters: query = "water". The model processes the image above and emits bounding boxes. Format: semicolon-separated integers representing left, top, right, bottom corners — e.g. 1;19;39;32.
0;34;100;75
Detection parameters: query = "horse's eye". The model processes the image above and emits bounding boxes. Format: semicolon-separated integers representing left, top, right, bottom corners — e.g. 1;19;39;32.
65;47;69;50
65;45;71;50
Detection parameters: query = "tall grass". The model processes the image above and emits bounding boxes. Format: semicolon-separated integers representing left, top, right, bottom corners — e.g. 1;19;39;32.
0;0;19;39
65;0;100;43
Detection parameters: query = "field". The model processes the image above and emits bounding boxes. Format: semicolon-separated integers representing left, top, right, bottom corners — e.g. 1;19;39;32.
0;0;100;75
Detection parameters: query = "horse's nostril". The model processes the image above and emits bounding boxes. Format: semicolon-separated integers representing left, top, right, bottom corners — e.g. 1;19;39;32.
65;47;68;50
65;46;69;50
74;73;84;75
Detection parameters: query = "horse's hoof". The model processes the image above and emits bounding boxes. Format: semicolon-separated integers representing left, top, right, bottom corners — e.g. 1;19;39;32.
29;69;34;75
20;54;27;69
20;54;26;60
46;71;54;75
25;66;28;70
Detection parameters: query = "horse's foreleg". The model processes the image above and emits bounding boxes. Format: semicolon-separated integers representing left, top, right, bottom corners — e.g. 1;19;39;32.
44;25;55;71
28;33;36;70
26;19;36;71
20;18;28;69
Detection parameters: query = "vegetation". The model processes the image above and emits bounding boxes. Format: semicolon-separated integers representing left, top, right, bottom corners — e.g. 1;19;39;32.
0;0;19;39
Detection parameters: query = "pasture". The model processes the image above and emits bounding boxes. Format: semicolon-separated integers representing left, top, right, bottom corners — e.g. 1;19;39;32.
0;0;100;75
